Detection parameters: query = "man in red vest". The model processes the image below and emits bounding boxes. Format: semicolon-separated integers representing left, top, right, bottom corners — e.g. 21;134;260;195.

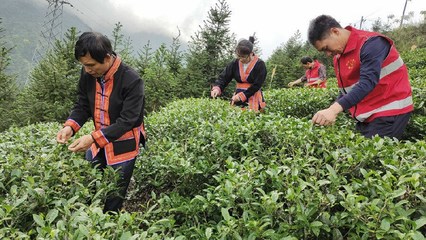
308;15;413;139
288;56;327;88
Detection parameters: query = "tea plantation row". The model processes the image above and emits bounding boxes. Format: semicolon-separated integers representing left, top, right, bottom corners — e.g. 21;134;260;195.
1;75;425;239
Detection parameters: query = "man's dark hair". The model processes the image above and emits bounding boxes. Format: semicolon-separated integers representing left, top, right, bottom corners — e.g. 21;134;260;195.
74;32;113;63
300;56;313;64
308;15;342;46
236;36;255;56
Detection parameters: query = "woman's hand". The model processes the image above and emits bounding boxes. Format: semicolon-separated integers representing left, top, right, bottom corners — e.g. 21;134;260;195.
56;126;73;144
231;94;241;103
211;88;220;98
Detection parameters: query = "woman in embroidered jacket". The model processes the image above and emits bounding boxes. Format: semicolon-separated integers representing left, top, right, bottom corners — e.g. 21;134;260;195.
210;36;267;112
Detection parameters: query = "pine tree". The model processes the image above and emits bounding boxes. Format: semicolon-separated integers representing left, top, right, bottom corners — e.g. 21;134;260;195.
0;18;18;131
14;27;80;125
167;29;183;77
266;31;333;88
142;44;178;112
181;0;236;98
134;30;183;112
267;31;305;88
111;22;136;67
135;41;153;78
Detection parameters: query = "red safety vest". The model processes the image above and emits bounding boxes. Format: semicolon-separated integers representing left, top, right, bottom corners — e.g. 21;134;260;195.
334;26;413;122
306;60;326;88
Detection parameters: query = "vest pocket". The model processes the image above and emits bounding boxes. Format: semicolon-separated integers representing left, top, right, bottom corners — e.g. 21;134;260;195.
113;138;136;155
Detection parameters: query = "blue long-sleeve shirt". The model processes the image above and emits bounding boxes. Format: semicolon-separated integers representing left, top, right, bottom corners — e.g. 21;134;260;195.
337;36;391;110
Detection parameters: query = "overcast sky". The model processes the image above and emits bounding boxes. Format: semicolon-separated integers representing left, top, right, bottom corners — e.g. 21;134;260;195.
64;0;426;59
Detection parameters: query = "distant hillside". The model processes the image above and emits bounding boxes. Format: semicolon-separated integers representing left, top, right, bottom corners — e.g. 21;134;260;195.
1;0;91;85
1;0;180;86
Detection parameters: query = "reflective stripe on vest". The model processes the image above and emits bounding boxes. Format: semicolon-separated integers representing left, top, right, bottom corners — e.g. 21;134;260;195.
356;96;413;121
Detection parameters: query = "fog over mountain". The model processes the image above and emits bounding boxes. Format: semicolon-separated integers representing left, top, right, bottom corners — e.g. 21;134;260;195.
1;0;184;84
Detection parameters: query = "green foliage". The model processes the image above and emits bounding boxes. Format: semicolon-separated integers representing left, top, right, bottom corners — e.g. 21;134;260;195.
264;87;337;119
402;48;426;140
128;96;426;239
0;18;18;131
135;41;153;78
111;22;137;67
142;44;179;112
371;16;395;33
167;31;184;77
134;32;184;112
1;4;425;239
0;122;185;239
0;122;119;238
402;48;426;82
386;22;426;52
12;27;80;125
182;0;236;98
266;33;334;89
405;115;426;140
0;83;425;238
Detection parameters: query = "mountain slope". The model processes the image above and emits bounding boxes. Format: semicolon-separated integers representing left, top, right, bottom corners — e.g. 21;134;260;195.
1;0;178;86
1;0;91;85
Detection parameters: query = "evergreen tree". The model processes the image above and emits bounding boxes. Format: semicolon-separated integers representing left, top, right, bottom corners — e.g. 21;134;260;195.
167;29;183;77
251;32;263;57
134;30;183;112
181;0;236;98
136;41;153;78
371;17;393;33
143;44;177;112
0;18;18;131
266;31;333;89
14;27;80;125
267;31;305;88
111;22;136;67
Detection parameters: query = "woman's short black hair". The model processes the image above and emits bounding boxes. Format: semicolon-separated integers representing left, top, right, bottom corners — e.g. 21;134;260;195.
235;36;255;56
74;32;113;63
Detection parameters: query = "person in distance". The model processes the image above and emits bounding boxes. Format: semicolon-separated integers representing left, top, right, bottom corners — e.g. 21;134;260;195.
288;56;327;88
211;36;267;112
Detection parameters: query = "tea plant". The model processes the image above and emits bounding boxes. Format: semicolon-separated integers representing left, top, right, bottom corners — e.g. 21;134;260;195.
0;72;424;238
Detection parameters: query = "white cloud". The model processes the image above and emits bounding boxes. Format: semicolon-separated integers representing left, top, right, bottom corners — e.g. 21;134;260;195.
67;0;426;59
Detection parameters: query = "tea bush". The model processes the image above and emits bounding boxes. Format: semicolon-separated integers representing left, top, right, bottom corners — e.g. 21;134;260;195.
0;123;147;239
402;48;426;84
264;88;337;118
0;72;424;239
129;95;425;239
